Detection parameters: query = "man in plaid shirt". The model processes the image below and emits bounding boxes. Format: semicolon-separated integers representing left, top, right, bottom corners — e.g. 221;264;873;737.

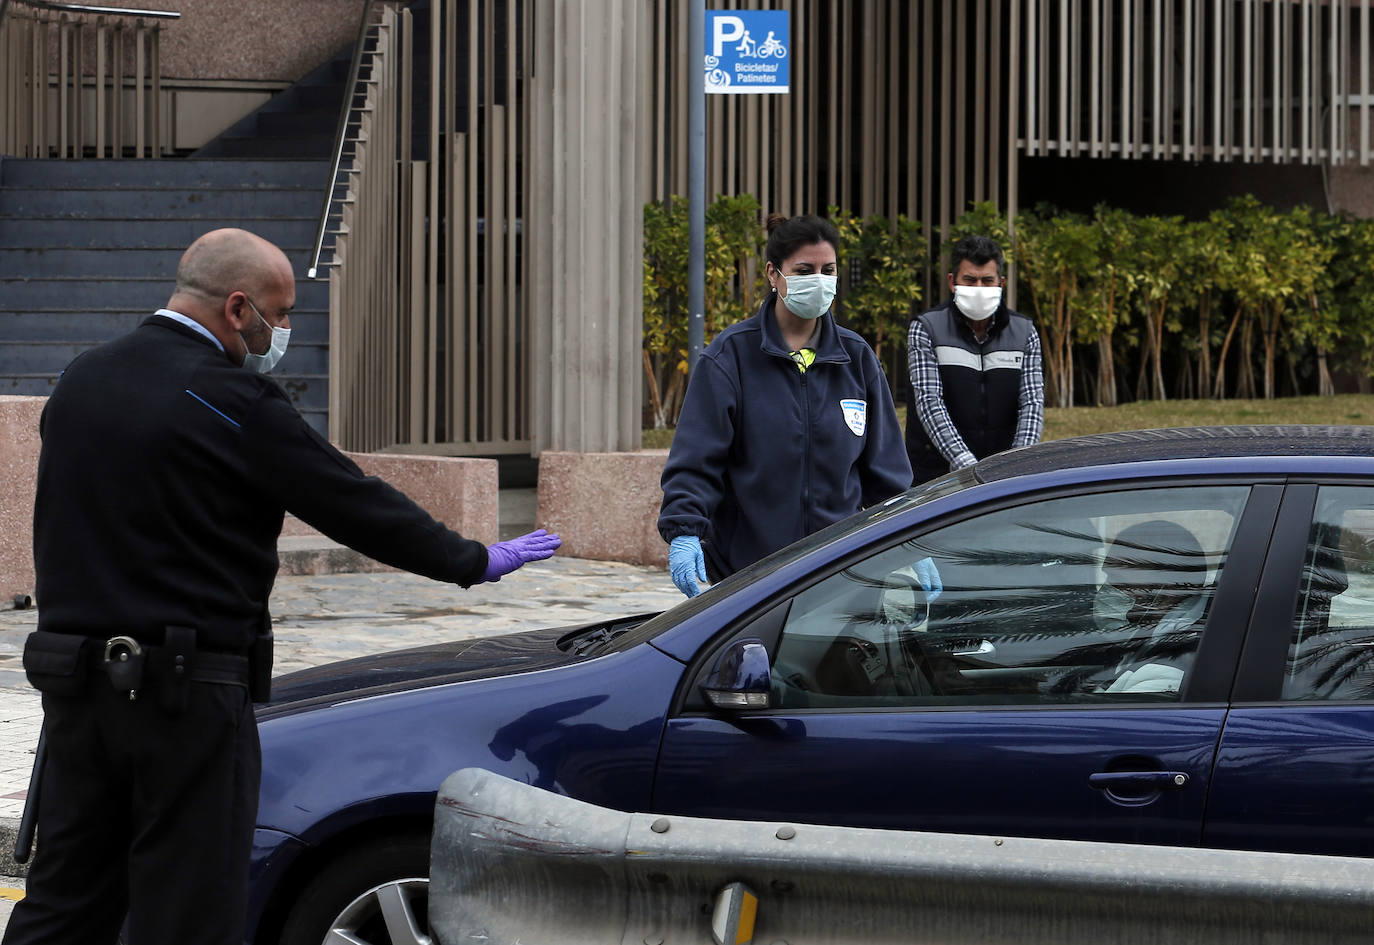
904;235;1044;484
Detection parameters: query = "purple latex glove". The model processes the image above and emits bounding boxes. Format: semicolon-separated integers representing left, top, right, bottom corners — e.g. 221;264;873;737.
482;528;562;582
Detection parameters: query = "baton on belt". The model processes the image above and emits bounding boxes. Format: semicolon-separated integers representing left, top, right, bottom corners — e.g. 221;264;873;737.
13;726;45;864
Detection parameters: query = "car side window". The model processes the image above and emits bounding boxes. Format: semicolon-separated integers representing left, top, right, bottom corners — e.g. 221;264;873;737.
770;486;1248;709
1283;486;1374;701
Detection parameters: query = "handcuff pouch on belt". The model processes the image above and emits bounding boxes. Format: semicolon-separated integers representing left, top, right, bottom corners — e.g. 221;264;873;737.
102;635;145;700
103;627;195;713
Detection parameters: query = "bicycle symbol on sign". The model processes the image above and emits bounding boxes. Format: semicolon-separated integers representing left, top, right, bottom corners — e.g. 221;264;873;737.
734;29;787;59
757;31;787;58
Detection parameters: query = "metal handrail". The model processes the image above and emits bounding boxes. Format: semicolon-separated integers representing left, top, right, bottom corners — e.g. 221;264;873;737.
2;0;179;20
307;0;376;279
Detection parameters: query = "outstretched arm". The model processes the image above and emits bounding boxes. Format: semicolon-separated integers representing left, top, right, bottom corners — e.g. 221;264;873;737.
246;386;559;587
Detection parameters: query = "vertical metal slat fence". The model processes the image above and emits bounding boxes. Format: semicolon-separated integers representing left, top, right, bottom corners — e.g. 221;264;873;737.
327;0;533;454
0;0;172;158
319;0;1374;455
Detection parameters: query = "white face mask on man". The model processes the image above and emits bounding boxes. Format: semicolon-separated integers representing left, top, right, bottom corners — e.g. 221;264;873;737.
953;285;1002;322
240;298;291;373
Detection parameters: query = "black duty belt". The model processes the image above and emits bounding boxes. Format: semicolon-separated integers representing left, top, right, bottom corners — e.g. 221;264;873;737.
90;635;250;701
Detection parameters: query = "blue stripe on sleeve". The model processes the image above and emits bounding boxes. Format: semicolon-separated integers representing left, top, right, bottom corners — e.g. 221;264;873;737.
185;389;242;428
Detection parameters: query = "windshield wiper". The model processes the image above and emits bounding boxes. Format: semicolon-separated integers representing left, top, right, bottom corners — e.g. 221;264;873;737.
563;618;646;656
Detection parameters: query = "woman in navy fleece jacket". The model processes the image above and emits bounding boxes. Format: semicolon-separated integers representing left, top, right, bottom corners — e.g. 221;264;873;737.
657;213;912;597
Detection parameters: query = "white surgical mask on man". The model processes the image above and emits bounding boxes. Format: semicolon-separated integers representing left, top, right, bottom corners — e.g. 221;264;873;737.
953;285;1002;322
240;298;291;373
780;273;838;320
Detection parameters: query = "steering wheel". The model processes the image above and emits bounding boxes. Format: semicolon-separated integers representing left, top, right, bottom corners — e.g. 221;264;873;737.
880;572;938;697
814;635;881;696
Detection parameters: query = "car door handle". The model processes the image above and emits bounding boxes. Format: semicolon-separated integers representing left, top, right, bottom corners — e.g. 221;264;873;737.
1089;771;1190;792
950;640;995;657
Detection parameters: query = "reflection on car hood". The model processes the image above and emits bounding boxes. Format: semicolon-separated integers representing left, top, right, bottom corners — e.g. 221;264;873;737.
258;617;650;718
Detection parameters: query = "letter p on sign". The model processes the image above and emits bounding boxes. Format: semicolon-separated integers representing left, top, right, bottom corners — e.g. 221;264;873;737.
712;15;745;57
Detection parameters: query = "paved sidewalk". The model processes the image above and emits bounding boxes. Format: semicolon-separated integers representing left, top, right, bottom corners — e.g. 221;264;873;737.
0;554;680;876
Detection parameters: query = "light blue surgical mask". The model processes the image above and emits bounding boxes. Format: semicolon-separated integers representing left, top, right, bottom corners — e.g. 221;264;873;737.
780;273;838;320
1094;583;1132;630
241;297;290;373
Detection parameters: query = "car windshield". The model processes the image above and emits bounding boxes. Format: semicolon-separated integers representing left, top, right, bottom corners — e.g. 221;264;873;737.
585;467;981;657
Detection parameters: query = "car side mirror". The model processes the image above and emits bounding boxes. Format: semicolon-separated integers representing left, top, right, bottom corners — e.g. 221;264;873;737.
701;638;772;710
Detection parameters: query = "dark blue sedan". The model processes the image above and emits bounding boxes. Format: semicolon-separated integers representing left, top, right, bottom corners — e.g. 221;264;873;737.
245;425;1374;945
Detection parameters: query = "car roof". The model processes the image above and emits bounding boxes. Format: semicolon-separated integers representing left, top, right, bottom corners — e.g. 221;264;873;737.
975;425;1374;483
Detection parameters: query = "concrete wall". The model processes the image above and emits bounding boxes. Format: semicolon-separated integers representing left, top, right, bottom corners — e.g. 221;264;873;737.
0;398;43;601
537;451;669;568
280;452;499;546
91;0;367;83
76;0;373;150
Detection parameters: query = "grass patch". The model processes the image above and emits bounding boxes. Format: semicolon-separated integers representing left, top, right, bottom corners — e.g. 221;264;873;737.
1042;394;1374;440
641;394;1374;448
641;427;675;449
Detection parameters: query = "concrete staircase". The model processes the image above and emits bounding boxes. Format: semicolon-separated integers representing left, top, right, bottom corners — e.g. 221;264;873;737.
193;52;351;160
0;158;332;435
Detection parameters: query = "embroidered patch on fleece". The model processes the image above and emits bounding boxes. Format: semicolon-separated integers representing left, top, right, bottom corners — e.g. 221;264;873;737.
840;398;867;436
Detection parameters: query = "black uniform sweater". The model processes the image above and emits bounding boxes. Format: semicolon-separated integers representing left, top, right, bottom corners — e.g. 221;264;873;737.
33;314;488;653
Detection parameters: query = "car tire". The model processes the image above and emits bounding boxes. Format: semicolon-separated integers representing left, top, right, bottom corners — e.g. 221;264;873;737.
277;833;432;945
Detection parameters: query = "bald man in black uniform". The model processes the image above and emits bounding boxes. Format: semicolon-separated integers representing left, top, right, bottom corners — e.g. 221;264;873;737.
7;228;560;945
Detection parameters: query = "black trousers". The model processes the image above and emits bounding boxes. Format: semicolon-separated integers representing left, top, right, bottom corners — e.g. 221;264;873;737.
3;679;260;945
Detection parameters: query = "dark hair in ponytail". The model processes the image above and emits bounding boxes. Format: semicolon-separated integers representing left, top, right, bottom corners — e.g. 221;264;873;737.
764;214;840;270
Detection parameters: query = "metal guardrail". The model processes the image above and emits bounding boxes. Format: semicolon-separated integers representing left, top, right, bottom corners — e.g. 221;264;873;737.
0;0;177;158
432;767;1374;945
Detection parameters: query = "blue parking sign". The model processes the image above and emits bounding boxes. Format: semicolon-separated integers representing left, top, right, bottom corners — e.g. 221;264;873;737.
705;10;790;95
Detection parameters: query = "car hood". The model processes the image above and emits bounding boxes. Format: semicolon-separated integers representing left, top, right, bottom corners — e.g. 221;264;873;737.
257;613;658;718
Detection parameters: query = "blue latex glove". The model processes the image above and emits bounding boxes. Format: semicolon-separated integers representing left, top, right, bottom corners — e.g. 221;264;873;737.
482;529;562;582
669;535;708;598
914;556;942;603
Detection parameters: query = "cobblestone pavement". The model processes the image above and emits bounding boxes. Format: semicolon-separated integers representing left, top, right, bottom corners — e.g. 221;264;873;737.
0;555;680;857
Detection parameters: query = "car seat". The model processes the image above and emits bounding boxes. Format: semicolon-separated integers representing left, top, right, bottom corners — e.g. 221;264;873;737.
1285;522;1356;699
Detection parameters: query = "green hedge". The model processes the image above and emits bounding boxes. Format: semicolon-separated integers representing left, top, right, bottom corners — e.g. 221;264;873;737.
643;195;1374;418
1013;196;1374;407
642;196;924;426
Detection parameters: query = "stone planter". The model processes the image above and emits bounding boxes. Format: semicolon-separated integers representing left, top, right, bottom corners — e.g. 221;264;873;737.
537;450;669;567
